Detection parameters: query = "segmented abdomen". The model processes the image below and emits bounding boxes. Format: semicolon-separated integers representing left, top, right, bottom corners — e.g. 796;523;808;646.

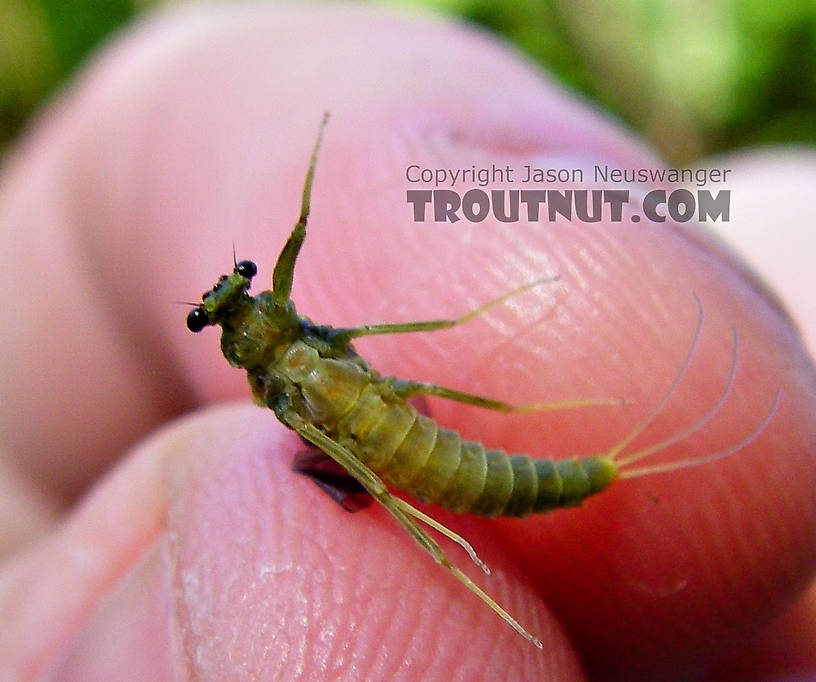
332;379;617;518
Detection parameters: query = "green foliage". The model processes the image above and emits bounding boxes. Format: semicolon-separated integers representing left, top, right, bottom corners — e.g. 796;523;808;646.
410;0;816;161
0;0;140;155
39;0;136;78
2;0;815;162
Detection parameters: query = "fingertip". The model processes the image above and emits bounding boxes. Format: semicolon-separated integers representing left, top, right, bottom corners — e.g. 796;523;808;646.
159;404;582;679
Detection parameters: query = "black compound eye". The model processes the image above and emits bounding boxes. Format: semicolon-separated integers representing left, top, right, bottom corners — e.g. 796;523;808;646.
235;260;257;278
186;307;209;332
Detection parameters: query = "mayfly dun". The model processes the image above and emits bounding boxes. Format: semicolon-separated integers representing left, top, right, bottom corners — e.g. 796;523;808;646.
185;114;780;648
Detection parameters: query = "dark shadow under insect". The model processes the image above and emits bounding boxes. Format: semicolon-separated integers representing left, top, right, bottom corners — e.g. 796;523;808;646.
291;448;371;513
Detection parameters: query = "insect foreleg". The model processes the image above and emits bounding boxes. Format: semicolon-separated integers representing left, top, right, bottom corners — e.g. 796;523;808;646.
330;276;557;344
392;380;628;412
271;112;330;305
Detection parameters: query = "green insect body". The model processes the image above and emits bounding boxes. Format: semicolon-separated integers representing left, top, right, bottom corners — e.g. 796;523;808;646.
266;336;616;518
186;114;779;648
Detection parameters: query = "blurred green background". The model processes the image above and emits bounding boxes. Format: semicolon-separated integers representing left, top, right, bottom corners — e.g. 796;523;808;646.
2;0;815;163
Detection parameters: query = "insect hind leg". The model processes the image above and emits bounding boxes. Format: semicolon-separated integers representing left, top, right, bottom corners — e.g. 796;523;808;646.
384;493;543;648
390;496;490;574
280;410;542;647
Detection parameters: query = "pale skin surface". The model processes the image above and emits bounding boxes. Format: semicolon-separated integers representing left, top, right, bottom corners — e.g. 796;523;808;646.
0;5;815;681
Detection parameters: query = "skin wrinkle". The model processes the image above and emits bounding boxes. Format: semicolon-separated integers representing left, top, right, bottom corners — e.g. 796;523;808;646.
435;123;798;332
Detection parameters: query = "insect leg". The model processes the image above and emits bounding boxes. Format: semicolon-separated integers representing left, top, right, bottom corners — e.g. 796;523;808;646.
393;380;628;412
384;494;543;648
389;496;490;574
271;112;330;305
331;276;557;344
282;413;489;569
280;411;542;647
280;415;388;495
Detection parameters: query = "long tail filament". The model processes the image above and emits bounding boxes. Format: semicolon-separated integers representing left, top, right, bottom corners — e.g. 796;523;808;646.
605;295;780;479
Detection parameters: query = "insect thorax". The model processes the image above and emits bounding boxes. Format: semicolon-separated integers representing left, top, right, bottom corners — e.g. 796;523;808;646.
271;339;374;426
219;293;299;371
